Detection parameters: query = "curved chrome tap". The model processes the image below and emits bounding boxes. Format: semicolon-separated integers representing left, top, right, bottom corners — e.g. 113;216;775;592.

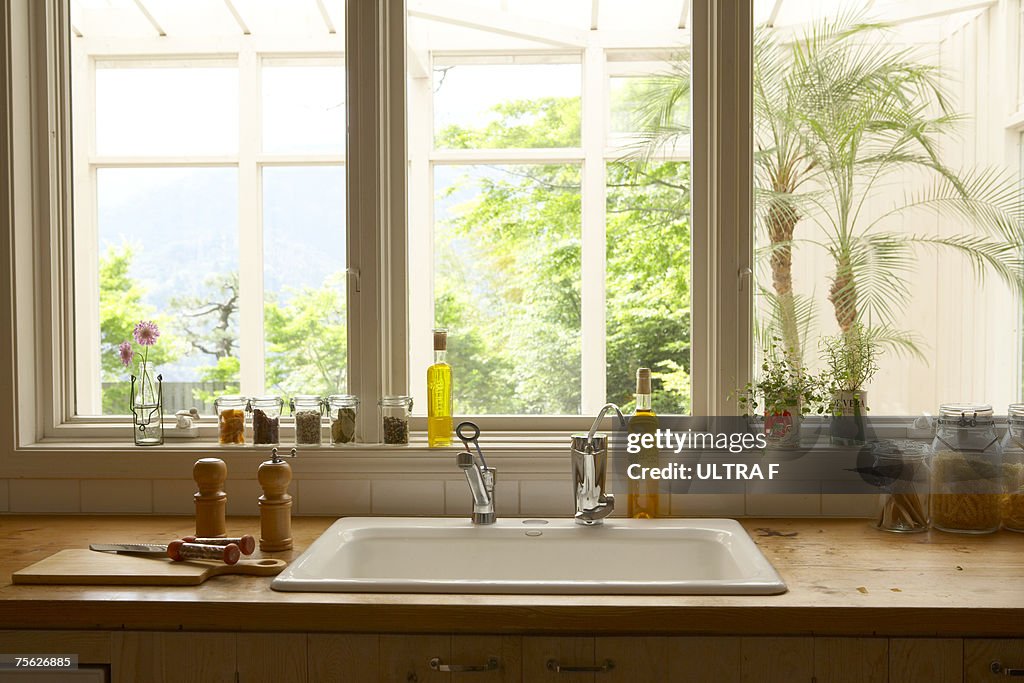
571;403;626;525
456;421;496;525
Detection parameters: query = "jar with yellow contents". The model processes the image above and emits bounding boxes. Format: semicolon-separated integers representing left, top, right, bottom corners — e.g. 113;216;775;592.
1000;403;1024;533
930;403;1002;534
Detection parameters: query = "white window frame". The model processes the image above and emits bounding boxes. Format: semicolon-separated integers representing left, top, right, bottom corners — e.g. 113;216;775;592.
0;0;752;471
410;50;695;423
70;42;346;425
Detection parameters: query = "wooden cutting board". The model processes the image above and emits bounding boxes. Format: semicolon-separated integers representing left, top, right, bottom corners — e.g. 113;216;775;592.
12;549;287;586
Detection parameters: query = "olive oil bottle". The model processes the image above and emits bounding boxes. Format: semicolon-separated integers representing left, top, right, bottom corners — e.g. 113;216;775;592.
427;328;453;447
628;367;660;518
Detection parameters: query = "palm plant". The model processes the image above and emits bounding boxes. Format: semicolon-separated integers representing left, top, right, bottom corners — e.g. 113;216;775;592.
633;13;1024;367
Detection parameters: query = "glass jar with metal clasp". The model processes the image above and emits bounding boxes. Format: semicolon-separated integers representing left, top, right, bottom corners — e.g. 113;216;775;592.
1000;403;1024;532
379;395;413;445
214;395;247;446
328;394;359;445
248;396;284;447
930;403;1003;534
873;440;931;533
290;395;324;447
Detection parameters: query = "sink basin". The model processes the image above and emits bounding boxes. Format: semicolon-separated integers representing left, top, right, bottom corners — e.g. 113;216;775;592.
271;518;787;595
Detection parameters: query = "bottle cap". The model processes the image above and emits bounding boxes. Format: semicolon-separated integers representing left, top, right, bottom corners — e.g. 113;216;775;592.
636;367;652;394
433;328;448;351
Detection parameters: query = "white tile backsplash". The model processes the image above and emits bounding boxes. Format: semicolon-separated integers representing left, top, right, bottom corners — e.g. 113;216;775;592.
0;473;871;519
9;479;81;513
445;479;519;517
81;479;152;514
153;480;198;515
297;479;371;516
518;480;574;517
372;480;445;515
821;493;879;518
671;493;745;517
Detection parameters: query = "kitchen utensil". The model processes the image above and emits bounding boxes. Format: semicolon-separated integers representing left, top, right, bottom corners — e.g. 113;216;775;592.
12;549;286;586
91;542;241;564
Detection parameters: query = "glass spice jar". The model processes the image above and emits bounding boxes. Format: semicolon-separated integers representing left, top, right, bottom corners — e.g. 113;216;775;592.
1000;403;1024;533
930;403;1003;534
379;395;413;445
248;396;283;447
873;440;931;533
291;395;324;447
328;394;359;445
214;395;247;446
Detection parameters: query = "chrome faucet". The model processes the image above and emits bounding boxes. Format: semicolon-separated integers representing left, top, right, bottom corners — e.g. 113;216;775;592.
571;403;626;525
455;421;496;525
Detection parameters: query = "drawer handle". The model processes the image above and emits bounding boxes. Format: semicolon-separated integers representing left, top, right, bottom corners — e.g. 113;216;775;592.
992;661;1024;677
546;658;615;674
428;656;499;673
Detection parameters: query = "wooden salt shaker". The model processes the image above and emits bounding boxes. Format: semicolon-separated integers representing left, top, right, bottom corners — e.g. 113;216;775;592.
258;447;295;552
193;457;227;538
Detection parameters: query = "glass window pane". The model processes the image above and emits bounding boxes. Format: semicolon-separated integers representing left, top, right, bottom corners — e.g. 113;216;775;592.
428;164;582;414
610;74;689;136
95;65;238;156
262;166;347;399
606;161;691;414
96;167;239;415
433;64;582;149
752;2;1024;415
262;64;346;154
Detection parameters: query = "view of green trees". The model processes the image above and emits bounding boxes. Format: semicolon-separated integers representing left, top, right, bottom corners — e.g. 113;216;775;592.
100;246;347;412
435;96;691;415
100;85;692;416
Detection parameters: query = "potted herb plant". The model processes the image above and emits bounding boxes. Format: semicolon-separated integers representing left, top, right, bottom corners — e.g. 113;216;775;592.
737;338;826;447
820;324;879;445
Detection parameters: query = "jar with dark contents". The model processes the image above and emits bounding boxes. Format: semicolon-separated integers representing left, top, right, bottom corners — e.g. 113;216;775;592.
290;395;324;447
379;395;413;445
214;395;247;446
248;396;283;447
328;394;359;445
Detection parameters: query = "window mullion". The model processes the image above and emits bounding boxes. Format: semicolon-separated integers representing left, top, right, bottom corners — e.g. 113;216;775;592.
237;43;264;397
691;0;753;416
346;0;408;442
580;43;607;415
73;49;99;416
407;48;433;416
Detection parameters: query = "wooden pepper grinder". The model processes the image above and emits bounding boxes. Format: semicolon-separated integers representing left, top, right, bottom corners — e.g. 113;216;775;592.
193;457;227;538
258;447;295;552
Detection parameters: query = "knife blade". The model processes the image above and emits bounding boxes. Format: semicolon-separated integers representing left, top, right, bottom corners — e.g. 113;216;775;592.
89;543;168;556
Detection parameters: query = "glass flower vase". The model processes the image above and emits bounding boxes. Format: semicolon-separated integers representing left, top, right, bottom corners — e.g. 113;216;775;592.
131;362;164;446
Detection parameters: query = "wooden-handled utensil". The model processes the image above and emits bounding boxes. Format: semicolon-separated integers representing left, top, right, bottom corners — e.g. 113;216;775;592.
13;549;287;586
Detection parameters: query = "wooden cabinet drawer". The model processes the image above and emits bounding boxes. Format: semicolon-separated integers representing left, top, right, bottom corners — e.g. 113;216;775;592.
965;639;1024;682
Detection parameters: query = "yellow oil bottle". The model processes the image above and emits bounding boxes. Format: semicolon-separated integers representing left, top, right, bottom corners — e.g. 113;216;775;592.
427;328;453;447
628;367;659;518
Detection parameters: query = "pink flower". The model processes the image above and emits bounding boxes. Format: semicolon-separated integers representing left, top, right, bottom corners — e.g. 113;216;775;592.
117;341;134;368
133;320;160;347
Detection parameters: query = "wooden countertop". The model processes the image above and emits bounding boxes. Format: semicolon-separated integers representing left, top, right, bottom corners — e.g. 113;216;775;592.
0;515;1022;637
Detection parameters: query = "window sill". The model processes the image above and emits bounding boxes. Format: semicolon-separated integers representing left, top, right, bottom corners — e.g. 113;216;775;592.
3;418;942;480
3;433;572;479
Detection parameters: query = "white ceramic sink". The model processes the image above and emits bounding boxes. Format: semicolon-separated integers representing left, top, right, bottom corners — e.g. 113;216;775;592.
271;517;787;595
